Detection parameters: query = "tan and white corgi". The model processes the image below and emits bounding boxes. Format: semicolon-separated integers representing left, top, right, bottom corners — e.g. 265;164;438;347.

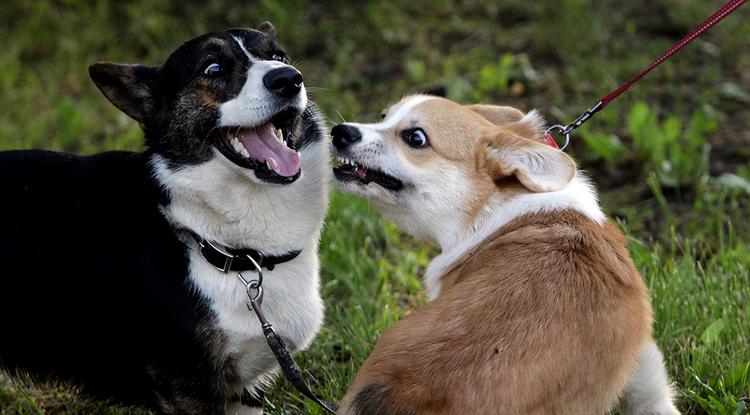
331;95;679;415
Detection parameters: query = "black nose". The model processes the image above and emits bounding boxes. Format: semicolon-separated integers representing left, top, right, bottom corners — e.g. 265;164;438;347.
263;67;303;98
331;124;362;149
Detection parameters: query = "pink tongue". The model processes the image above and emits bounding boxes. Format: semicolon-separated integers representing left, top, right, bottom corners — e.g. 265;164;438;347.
236;123;300;177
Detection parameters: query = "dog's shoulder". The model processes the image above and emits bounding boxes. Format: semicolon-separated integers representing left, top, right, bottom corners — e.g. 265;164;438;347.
0;149;165;203
0;149;141;180
0;149;82;177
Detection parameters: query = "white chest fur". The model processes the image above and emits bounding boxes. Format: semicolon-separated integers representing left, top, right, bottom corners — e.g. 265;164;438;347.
187;244;324;385
152;136;330;389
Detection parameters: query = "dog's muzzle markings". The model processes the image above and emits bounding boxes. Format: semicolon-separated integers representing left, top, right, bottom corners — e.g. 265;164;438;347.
331;124;404;191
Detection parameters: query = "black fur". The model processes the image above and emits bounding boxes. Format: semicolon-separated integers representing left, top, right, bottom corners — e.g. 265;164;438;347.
0;150;231;413
0;26;321;414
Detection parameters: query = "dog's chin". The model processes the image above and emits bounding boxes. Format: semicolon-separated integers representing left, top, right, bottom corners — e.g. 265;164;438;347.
214;107;303;185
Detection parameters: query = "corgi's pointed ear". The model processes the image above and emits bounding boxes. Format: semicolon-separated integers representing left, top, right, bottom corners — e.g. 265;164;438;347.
89;63;159;124
481;131;576;192
468;104;524;126
258;21;277;39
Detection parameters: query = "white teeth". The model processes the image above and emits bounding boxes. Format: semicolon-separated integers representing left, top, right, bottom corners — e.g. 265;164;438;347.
231;136;243;152
336;156;360;167
266;161;273;170
232;136;250;158
274;128;283;141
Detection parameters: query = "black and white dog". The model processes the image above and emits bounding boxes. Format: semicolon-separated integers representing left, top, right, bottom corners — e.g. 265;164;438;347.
0;24;329;414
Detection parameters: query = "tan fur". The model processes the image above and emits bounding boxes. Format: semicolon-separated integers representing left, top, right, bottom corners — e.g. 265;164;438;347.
338;98;653;415
341;211;652;414
467;104;525;126
482;131;577;192
374;97;545;229
390;99;494;166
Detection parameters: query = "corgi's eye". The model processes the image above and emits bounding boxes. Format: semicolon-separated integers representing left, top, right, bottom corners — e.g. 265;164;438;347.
271;51;286;62
203;62;223;77
402;128;429;148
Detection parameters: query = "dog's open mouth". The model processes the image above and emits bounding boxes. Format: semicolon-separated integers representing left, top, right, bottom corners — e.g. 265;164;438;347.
333;156;404;191
214;108;301;184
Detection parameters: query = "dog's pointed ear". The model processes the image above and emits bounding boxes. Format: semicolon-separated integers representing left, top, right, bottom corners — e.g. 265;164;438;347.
258;21;277;39
468;104;525;126
481;131;576;193
89;62;160;124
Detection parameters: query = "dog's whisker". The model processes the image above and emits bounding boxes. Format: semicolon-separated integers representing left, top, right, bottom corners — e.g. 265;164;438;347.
333;110;347;123
199;124;220;149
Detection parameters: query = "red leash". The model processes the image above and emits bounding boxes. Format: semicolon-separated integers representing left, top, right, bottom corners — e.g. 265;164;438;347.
545;0;748;150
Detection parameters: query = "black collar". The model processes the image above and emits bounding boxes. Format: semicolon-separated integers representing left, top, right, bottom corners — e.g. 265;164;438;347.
188;232;301;272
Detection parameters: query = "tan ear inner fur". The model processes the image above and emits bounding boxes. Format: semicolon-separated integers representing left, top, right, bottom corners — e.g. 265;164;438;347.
480;130;577;193
467;104;525;126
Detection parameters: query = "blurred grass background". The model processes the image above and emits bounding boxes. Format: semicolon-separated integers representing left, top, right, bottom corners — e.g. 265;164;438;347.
0;0;748;414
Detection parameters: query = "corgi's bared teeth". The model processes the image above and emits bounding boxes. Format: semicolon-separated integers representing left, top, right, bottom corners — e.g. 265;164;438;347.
336;156;360;168
274;128;283;141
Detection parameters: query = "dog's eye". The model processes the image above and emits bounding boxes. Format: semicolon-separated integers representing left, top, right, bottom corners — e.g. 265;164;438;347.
203;62;223;77
380;111;387;120
402;128;429;148
271;51;286;62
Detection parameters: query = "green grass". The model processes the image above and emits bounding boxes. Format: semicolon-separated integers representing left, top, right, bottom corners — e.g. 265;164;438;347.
1;1;748;414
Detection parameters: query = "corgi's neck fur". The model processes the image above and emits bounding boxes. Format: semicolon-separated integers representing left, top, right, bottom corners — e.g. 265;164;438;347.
424;174;606;300
151;139;330;255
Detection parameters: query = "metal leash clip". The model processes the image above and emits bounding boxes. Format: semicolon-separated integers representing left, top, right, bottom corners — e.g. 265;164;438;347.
544;101;603;151
237;254;274;333
544;124;571;151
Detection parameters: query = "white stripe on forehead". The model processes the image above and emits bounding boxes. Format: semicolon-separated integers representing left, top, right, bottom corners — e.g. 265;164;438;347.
370;95;434;130
231;35;254;60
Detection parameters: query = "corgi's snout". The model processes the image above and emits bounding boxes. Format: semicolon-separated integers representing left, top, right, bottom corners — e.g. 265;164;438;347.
331;124;362;149
263;66;304;98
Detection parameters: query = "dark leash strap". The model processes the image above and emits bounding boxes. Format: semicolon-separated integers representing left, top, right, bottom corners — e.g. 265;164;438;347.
236;268;339;414
256;308;338;413
545;0;748;150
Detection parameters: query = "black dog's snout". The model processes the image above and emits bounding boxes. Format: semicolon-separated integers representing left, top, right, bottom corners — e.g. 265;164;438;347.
331;124;362;149
263;67;303;98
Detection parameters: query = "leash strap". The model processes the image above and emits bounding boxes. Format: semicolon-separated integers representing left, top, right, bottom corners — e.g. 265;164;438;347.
237;264;338;414
260;322;339;413
546;0;747;149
